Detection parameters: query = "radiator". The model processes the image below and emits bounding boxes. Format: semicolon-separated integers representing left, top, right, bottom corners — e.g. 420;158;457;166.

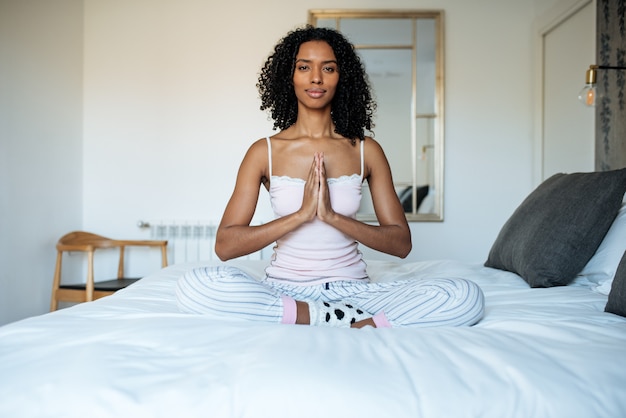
138;220;269;264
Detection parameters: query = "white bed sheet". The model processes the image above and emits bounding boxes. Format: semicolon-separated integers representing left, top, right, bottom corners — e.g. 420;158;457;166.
1;259;625;418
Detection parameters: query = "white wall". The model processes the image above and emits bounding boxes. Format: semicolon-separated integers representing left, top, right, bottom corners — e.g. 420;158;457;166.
0;0;83;324
82;0;536;263
2;0;587;325
542;0;595;177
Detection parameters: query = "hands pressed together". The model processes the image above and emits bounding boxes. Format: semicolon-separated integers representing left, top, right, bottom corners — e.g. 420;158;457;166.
301;152;336;223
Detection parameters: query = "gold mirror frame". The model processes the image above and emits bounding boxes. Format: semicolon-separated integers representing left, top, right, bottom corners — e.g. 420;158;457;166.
308;9;445;222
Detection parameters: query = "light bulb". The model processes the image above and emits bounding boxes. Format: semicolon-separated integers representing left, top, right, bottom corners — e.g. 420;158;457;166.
578;83;596;107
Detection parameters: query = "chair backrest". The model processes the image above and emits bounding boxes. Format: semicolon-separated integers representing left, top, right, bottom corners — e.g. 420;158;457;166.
56;231;118;251
51;231;168;311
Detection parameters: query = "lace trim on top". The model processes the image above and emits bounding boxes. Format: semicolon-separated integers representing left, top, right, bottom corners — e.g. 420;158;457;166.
270;174;361;185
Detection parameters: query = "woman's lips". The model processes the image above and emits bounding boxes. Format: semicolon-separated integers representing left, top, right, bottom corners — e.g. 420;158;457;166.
306;88;325;98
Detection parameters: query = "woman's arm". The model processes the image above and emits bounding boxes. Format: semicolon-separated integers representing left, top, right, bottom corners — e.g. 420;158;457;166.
317;138;412;258
215;139;319;261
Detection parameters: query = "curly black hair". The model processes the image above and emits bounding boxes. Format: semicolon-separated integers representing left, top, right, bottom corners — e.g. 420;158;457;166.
257;25;376;142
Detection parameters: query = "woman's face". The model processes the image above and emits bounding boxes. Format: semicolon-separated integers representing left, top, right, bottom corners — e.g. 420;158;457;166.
292;40;339;110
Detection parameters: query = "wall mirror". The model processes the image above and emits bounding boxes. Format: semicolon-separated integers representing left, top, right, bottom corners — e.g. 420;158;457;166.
309;10;445;222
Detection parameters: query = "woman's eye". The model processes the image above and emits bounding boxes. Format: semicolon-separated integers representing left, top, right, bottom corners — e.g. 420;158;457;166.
297;65;309;71
323;66;336;73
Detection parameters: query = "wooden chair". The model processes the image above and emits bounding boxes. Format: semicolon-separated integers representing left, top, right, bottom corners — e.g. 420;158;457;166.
50;231;168;311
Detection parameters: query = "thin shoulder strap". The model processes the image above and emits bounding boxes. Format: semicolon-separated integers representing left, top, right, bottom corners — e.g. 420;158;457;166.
266;136;272;178
360;139;364;180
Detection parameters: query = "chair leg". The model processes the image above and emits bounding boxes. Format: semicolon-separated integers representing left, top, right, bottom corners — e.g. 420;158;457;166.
50;250;63;312
117;245;125;279
161;243;168;267
86;250;95;302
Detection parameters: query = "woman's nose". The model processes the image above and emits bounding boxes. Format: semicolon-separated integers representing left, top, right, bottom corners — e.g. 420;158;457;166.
311;69;322;84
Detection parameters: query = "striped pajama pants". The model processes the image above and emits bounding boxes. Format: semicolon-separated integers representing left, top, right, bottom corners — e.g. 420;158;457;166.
175;266;485;328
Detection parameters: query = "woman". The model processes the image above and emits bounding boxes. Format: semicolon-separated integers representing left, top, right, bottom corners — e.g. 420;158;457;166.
176;26;484;328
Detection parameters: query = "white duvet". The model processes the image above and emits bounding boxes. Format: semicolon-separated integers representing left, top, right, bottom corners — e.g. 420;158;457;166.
1;259;625;418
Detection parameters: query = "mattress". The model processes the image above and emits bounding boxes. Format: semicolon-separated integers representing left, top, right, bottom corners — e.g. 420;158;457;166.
1;259;625;418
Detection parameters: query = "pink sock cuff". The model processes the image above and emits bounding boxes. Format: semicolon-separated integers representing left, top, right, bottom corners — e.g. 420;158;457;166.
372;311;392;328
281;295;297;325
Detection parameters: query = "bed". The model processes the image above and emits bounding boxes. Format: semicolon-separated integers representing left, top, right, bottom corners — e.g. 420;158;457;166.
1;169;626;418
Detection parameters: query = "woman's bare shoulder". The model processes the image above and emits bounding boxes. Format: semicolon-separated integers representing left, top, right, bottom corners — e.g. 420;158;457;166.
363;136;387;157
250;136;269;148
235;137;270;179
243;137;270;158
362;136;392;176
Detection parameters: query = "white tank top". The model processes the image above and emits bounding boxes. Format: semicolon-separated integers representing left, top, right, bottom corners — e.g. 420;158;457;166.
264;137;368;285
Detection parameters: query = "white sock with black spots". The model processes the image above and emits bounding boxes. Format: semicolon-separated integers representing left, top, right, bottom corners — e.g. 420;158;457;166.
308;301;370;327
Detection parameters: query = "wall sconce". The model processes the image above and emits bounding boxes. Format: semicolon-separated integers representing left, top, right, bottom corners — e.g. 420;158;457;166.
578;64;626;107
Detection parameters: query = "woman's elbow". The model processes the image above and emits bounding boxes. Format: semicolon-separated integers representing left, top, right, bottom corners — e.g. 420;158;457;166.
214;244;230;262
397;241;412;259
395;230;412;258
215;248;231;262
214;233;234;261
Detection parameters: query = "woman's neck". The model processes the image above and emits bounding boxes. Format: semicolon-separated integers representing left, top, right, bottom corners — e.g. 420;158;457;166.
289;107;337;139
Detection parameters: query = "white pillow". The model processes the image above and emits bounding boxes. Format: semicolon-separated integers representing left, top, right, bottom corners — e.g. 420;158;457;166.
577;198;626;293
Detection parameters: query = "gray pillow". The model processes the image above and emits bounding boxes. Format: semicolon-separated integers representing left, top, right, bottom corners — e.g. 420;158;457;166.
605;251;626;317
485;168;626;287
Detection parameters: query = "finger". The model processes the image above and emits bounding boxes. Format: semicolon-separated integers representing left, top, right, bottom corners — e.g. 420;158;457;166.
308;155;318;181
317;152;326;182
300;154;320;221
316;154;334;220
